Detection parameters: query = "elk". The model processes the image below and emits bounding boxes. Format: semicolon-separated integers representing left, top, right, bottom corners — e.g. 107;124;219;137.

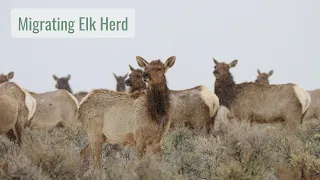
255;69;273;85
79;56;178;169
213;57;311;129
254;70;319;122
53;74;88;103
125;65;219;134
113;73;128;92
0;72;36;145
125;65;147;93
26;89;80;130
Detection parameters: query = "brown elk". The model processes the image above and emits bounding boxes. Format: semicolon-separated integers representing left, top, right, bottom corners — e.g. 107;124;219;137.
254;70;319;122
255;69;273;85
53;74;88;103
213;57;311;129
53;74;73;93
0;72;36;145
125;65;147;93
27;89;80;130
78;56;178;169
113;73;128;92
125;65;219;134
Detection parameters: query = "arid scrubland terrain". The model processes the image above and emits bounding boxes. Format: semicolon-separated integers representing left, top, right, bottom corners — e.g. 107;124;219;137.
0;116;319;180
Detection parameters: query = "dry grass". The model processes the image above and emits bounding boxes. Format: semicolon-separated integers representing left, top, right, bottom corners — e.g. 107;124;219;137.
0;119;319;180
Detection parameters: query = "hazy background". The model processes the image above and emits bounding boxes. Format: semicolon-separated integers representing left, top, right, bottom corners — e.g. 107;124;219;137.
1;0;320;93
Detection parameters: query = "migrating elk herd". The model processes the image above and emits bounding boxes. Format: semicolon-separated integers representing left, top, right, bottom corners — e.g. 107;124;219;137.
0;56;317;168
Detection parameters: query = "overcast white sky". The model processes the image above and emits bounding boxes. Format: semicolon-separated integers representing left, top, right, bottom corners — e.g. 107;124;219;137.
1;0;320;93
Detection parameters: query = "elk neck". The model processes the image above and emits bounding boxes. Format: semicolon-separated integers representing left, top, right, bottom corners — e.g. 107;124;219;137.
214;72;236;109
146;78;170;127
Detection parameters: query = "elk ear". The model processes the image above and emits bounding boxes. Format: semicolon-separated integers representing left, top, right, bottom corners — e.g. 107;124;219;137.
213;58;219;64
129;65;135;71
113;73;118;80
229;59;238;68
136;56;149;68
124;73;128;79
164;56;176;72
257;69;261;75
53;75;58;81
268;70;274;77
66;74;71;80
7;71;14;80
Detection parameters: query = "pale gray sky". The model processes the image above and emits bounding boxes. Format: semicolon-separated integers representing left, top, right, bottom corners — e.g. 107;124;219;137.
1;0;320;93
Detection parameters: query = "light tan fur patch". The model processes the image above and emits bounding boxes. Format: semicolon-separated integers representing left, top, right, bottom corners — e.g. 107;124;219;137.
199;85;220;117
21;88;37;120
66;91;79;108
293;85;311;113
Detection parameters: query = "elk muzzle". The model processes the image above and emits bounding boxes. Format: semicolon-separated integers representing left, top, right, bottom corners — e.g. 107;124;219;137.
125;79;132;86
143;72;150;81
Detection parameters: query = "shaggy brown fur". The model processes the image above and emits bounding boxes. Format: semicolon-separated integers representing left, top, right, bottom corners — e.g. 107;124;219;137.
78;56;176;169
144;61;170;129
113;73;128;92
125;65;219;134
213;57;310;129
255;69;273;85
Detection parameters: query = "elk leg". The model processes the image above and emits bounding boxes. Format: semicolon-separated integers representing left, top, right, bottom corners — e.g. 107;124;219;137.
6;129;16;142
90;134;105;169
80;144;91;164
300;109;308;124
150;140;163;160
56;122;64;128
136;140;147;158
15;121;23;146
283;113;299;130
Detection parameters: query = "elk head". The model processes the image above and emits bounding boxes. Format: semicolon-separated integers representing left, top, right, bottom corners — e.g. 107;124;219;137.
213;57;238;79
136;56;176;86
125;65;147;93
52;74;72;93
113;73;128;92
255;69;273;85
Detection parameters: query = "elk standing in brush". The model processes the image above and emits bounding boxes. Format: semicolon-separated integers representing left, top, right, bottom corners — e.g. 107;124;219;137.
0;72;36;145
213;57;310;129
254;69;319;122
79;56;176;168
125;65;219;134
27;89;80;130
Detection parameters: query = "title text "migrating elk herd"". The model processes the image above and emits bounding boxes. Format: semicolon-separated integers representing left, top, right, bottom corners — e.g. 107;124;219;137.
0;56;315;169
